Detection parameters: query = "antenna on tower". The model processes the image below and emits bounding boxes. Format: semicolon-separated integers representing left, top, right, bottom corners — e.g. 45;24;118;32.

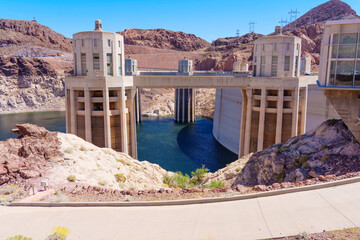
279;18;289;27
248;21;256;33
288;9;300;22
236;29;240;37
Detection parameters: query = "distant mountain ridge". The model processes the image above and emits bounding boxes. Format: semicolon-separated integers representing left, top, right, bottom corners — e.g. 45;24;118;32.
0;19;72;56
120;28;210;51
283;0;359;32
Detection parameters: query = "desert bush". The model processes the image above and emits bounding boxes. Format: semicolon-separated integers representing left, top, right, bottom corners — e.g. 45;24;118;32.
163;172;190;189
6;235;33;240
79;146;87;151
277;172;286;182
98;179;108;186
321;145;328;150
66;175;76;182
115;174;126;183
235;167;243;172
206;181;225;189
48;156;58;163
190;165;209;185
296;155;309;168
46;226;69;240
321;155;330;162
0;184;19;195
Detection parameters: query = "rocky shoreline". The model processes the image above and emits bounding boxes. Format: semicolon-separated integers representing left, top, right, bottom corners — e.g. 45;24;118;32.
1;119;360;205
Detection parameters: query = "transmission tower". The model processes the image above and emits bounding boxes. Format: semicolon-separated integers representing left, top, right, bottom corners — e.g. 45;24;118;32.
279;18;289;27
288;9;300;22
236;29;240;37
249;21;256;33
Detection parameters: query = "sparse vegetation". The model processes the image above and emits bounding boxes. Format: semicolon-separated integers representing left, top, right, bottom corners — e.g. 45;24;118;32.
296;155;310;168
321;155;330;162
321;144;328;150
98;179;108;186
235;167;243;172
48;156;58;163
190;165;209;185
115;174;126;183
6;235;33;240
46;226;69;240
277;172;285;182
206;181;225;189
64;147;73;154
66;175;76;182
79;146;86;151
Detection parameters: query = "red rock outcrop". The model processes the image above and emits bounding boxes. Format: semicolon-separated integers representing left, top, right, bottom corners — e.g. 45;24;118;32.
0;124;63;186
120;28;210;51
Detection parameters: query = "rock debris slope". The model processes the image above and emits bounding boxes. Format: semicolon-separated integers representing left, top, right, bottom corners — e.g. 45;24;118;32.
0;124;167;190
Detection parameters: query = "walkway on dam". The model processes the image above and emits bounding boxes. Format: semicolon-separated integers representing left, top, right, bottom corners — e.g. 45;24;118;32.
1;181;360;240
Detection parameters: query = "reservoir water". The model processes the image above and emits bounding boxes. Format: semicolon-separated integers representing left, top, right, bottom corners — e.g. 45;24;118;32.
0;112;237;174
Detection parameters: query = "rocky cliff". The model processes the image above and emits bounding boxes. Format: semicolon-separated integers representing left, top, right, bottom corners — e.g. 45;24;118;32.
0;56;67;113
120;28;210;51
204;119;360;189
283;0;358;32
0;19;72;56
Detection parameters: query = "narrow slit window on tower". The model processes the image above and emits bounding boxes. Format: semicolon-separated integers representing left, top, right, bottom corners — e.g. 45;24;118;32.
284;56;290;71
107;53;113;76
260;56;266;76
118;54;122;76
274;43;278;50
94;39;97;47
81;53;86;76
81;39;84;47
74;53;77;75
108;40;111;47
271;56;278;77
286;43;290;51
93;53;100;70
262;44;265;51
118;41;121;48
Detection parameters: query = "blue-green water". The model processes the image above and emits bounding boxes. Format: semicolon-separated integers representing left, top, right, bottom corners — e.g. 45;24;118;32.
0;112;237;174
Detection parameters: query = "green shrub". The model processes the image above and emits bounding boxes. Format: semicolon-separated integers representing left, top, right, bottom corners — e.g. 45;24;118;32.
274;148;282;154
114;174;126;183
321;145;328;150
66;175;76;182
190;165;209;185
235;167;243;172
163;172;190;189
206;181;226;189
296;155;309;168
277;172;285;182
6;235;33;240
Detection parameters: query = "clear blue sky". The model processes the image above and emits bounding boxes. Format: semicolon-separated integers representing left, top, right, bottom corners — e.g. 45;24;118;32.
0;0;359;43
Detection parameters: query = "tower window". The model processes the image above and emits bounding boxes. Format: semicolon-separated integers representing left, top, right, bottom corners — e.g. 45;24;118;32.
107;53;113;76
118;54;122;76
271;56;278;77
260;56;266;76
118;41;121;48
284;56;290;71
94;39;97;47
81;53;86;76
81;39;84;47
93;53;100;70
108;40;111;47
274;43;278;50
286;43;290;51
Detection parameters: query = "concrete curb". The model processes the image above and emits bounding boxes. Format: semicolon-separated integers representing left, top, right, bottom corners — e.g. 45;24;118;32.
9;176;360;207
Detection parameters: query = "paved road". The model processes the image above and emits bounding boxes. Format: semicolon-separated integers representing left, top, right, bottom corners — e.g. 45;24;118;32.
1;182;360;240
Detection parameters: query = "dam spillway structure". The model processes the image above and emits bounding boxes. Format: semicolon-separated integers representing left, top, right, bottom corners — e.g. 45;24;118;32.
66;21;319;160
65;20;137;158
175;57;196;122
318;18;360;142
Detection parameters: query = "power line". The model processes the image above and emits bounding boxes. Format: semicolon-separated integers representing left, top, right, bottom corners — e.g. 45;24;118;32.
248;21;256;33
288;9;300;22
279;18;289;27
